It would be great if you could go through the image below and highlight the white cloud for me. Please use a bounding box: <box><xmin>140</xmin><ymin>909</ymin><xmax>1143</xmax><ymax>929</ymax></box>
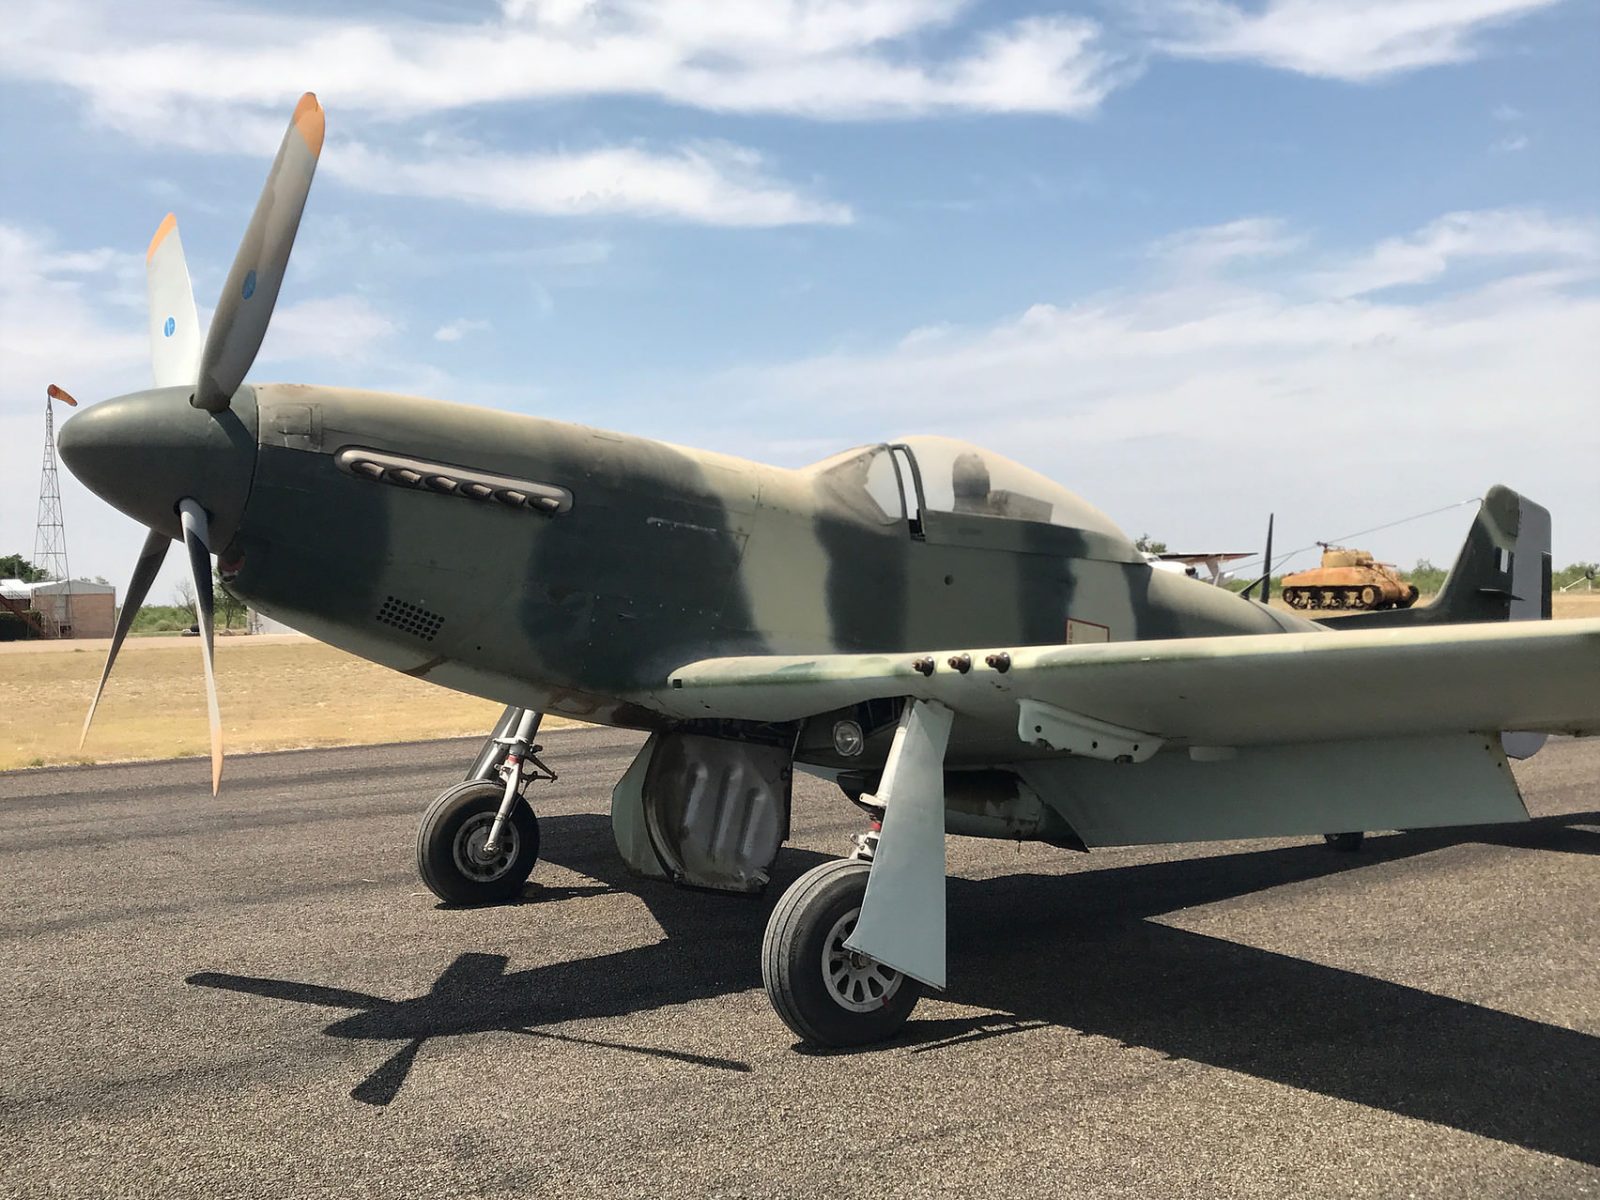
<box><xmin>328</xmin><ymin>139</ymin><xmax>852</xmax><ymax>227</ymax></box>
<box><xmin>434</xmin><ymin>318</ymin><xmax>490</xmax><ymax>343</ymax></box>
<box><xmin>0</xmin><ymin>226</ymin><xmax>156</xmax><ymax>595</ymax></box>
<box><xmin>675</xmin><ymin>209</ymin><xmax>1600</xmax><ymax>565</ymax></box>
<box><xmin>0</xmin><ymin>0</ymin><xmax>1563</xmax><ymax>205</ymax></box>
<box><xmin>1147</xmin><ymin>0</ymin><xmax>1562</xmax><ymax>81</ymax></box>
<box><xmin>1148</xmin><ymin>217</ymin><xmax>1305</xmax><ymax>271</ymax></box>
<box><xmin>1493</xmin><ymin>133</ymin><xmax>1530</xmax><ymax>153</ymax></box>
<box><xmin>0</xmin><ymin>0</ymin><xmax>1565</xmax><ymax>235</ymax></box>
<box><xmin>1309</xmin><ymin>209</ymin><xmax>1599</xmax><ymax>297</ymax></box>
<box><xmin>0</xmin><ymin>0</ymin><xmax>1123</xmax><ymax>124</ymax></box>
<box><xmin>0</xmin><ymin>7</ymin><xmax>854</xmax><ymax>229</ymax></box>
<box><xmin>0</xmin><ymin>226</ymin><xmax>146</xmax><ymax>404</ymax></box>
<box><xmin>257</xmin><ymin>295</ymin><xmax>400</xmax><ymax>364</ymax></box>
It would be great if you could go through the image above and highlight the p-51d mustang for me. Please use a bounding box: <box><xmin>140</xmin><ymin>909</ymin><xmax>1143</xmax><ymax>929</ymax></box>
<box><xmin>59</xmin><ymin>95</ymin><xmax>1600</xmax><ymax>1048</ymax></box>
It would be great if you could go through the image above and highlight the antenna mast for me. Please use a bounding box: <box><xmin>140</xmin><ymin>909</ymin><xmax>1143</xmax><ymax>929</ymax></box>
<box><xmin>33</xmin><ymin>386</ymin><xmax>76</xmax><ymax>636</ymax></box>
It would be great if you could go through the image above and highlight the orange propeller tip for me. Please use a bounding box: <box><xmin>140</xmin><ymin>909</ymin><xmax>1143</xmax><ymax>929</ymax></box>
<box><xmin>292</xmin><ymin>92</ymin><xmax>325</xmax><ymax>156</ymax></box>
<box><xmin>146</xmin><ymin>212</ymin><xmax>178</xmax><ymax>262</ymax></box>
<box><xmin>47</xmin><ymin>383</ymin><xmax>78</xmax><ymax>407</ymax></box>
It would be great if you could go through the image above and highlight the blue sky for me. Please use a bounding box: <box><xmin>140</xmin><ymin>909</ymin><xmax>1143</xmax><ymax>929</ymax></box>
<box><xmin>1</xmin><ymin>0</ymin><xmax>1596</xmax><ymax>601</ymax></box>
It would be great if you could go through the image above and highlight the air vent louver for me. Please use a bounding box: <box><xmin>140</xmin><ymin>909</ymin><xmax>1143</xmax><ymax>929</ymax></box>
<box><xmin>377</xmin><ymin>596</ymin><xmax>444</xmax><ymax>642</ymax></box>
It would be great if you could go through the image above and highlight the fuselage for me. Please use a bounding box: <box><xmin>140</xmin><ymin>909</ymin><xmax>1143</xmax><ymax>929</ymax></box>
<box><xmin>62</xmin><ymin>381</ymin><xmax>1314</xmax><ymax>733</ymax></box>
<box><xmin>223</xmin><ymin>385</ymin><xmax>1311</xmax><ymax>721</ymax></box>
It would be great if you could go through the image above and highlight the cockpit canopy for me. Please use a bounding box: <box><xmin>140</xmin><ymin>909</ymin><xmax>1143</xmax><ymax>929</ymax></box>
<box><xmin>808</xmin><ymin>435</ymin><xmax>1133</xmax><ymax>545</ymax></box>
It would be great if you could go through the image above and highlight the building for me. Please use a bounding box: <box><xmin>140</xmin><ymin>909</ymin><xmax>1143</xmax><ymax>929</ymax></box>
<box><xmin>0</xmin><ymin>578</ymin><xmax>116</xmax><ymax>638</ymax></box>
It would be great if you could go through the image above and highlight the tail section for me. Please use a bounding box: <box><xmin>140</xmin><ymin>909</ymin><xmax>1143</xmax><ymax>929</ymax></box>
<box><xmin>1323</xmin><ymin>485</ymin><xmax>1552</xmax><ymax>759</ymax></box>
<box><xmin>1322</xmin><ymin>486</ymin><xmax>1551</xmax><ymax>630</ymax></box>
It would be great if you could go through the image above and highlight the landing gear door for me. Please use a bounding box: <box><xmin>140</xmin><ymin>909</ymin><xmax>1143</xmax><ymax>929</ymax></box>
<box><xmin>632</xmin><ymin>733</ymin><xmax>792</xmax><ymax>894</ymax></box>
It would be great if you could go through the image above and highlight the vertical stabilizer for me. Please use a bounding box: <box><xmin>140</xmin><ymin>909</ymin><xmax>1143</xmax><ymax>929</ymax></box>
<box><xmin>1320</xmin><ymin>485</ymin><xmax>1553</xmax><ymax>759</ymax></box>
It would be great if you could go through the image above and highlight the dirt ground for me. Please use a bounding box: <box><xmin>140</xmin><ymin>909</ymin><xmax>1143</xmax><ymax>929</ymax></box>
<box><xmin>0</xmin><ymin>635</ymin><xmax>516</xmax><ymax>771</ymax></box>
<box><xmin>1267</xmin><ymin>591</ymin><xmax>1599</xmax><ymax>621</ymax></box>
<box><xmin>3</xmin><ymin>592</ymin><xmax>1594</xmax><ymax>771</ymax></box>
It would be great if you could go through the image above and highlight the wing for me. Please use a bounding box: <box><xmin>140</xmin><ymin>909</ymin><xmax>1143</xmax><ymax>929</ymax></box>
<box><xmin>668</xmin><ymin>619</ymin><xmax>1600</xmax><ymax>991</ymax></box>
<box><xmin>665</xmin><ymin>619</ymin><xmax>1600</xmax><ymax>746</ymax></box>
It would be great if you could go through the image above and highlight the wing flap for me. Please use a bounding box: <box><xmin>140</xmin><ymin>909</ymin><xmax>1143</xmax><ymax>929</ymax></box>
<box><xmin>1017</xmin><ymin>733</ymin><xmax>1526</xmax><ymax>847</ymax></box>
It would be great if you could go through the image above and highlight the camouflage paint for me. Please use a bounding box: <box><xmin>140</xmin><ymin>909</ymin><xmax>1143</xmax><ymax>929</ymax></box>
<box><xmin>67</xmin><ymin>382</ymin><xmax>1320</xmax><ymax>748</ymax></box>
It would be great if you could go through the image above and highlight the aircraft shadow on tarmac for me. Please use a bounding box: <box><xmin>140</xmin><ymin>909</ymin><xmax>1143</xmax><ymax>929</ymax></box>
<box><xmin>188</xmin><ymin>811</ymin><xmax>1600</xmax><ymax>1164</ymax></box>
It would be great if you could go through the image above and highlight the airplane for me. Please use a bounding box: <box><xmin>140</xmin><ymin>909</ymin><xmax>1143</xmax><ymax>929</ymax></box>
<box><xmin>1145</xmin><ymin>550</ymin><xmax>1252</xmax><ymax>586</ymax></box>
<box><xmin>55</xmin><ymin>94</ymin><xmax>1600</xmax><ymax>1049</ymax></box>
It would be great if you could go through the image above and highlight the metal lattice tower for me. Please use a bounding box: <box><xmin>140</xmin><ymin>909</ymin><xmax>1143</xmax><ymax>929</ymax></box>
<box><xmin>33</xmin><ymin>392</ymin><xmax>72</xmax><ymax>635</ymax></box>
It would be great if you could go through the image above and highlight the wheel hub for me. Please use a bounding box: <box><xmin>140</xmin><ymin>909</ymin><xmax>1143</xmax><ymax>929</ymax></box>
<box><xmin>454</xmin><ymin>812</ymin><xmax>518</xmax><ymax>882</ymax></box>
<box><xmin>822</xmin><ymin>906</ymin><xmax>904</xmax><ymax>1013</ymax></box>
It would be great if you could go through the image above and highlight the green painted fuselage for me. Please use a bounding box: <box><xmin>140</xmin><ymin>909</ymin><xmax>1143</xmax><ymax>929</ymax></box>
<box><xmin>220</xmin><ymin>384</ymin><xmax>1306</xmax><ymax>739</ymax></box>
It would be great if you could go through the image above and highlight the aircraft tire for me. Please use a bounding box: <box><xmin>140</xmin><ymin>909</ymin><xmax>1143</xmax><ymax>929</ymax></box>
<box><xmin>762</xmin><ymin>858</ymin><xmax>922</xmax><ymax>1048</ymax></box>
<box><xmin>1323</xmin><ymin>831</ymin><xmax>1365</xmax><ymax>852</ymax></box>
<box><xmin>417</xmin><ymin>781</ymin><xmax>539</xmax><ymax>904</ymax></box>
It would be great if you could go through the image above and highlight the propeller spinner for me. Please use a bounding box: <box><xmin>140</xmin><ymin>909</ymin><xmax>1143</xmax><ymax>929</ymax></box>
<box><xmin>60</xmin><ymin>92</ymin><xmax>326</xmax><ymax>794</ymax></box>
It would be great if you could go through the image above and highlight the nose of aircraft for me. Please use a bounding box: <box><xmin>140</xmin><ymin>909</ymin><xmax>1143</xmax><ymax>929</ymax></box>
<box><xmin>57</xmin><ymin>384</ymin><xmax>260</xmax><ymax>544</ymax></box>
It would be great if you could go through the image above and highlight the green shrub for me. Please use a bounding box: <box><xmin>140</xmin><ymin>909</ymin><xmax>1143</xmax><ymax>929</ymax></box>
<box><xmin>0</xmin><ymin>610</ymin><xmax>41</xmax><ymax>641</ymax></box>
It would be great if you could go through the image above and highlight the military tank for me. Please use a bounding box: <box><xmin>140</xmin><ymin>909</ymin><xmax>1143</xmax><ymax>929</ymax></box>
<box><xmin>1281</xmin><ymin>545</ymin><xmax>1420</xmax><ymax>611</ymax></box>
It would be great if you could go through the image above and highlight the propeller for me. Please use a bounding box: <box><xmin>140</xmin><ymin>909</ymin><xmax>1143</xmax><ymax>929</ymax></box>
<box><xmin>179</xmin><ymin>499</ymin><xmax>224</xmax><ymax>794</ymax></box>
<box><xmin>195</xmin><ymin>92</ymin><xmax>324</xmax><ymax>413</ymax></box>
<box><xmin>74</xmin><ymin>92</ymin><xmax>326</xmax><ymax>794</ymax></box>
<box><xmin>79</xmin><ymin>529</ymin><xmax>171</xmax><ymax>749</ymax></box>
<box><xmin>146</xmin><ymin>213</ymin><xmax>202</xmax><ymax>388</ymax></box>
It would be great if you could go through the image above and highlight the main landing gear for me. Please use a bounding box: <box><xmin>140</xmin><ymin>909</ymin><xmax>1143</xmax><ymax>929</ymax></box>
<box><xmin>764</xmin><ymin>697</ymin><xmax>956</xmax><ymax>1049</ymax></box>
<box><xmin>762</xmin><ymin>843</ymin><xmax>923</xmax><ymax>1048</ymax></box>
<box><xmin>417</xmin><ymin>707</ymin><xmax>556</xmax><ymax>904</ymax></box>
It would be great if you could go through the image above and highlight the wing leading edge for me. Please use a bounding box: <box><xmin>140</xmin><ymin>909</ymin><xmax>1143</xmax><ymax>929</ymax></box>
<box><xmin>664</xmin><ymin>618</ymin><xmax>1600</xmax><ymax>747</ymax></box>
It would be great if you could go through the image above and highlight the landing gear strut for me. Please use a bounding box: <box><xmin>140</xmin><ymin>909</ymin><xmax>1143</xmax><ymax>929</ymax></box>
<box><xmin>417</xmin><ymin>707</ymin><xmax>556</xmax><ymax>904</ymax></box>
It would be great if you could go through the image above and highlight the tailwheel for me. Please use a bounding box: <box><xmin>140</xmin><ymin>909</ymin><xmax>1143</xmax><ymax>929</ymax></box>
<box><xmin>1324</xmin><ymin>831</ymin><xmax>1365</xmax><ymax>852</ymax></box>
<box><xmin>762</xmin><ymin>859</ymin><xmax>922</xmax><ymax>1048</ymax></box>
<box><xmin>417</xmin><ymin>780</ymin><xmax>540</xmax><ymax>904</ymax></box>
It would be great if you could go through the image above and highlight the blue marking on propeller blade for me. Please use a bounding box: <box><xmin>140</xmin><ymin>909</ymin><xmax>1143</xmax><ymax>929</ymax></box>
<box><xmin>242</xmin><ymin>270</ymin><xmax>257</xmax><ymax>300</ymax></box>
<box><xmin>163</xmin><ymin>316</ymin><xmax>176</xmax><ymax>337</ymax></box>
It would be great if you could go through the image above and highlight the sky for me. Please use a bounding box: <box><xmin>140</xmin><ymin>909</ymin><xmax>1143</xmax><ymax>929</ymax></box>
<box><xmin>1</xmin><ymin>0</ymin><xmax>1596</xmax><ymax>605</ymax></box>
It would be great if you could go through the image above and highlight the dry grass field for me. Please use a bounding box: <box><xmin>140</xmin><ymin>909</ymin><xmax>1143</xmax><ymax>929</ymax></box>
<box><xmin>2</xmin><ymin>592</ymin><xmax>1595</xmax><ymax>772</ymax></box>
<box><xmin>0</xmin><ymin>636</ymin><xmax>517</xmax><ymax>771</ymax></box>
<box><xmin>1553</xmin><ymin>592</ymin><xmax>1600</xmax><ymax>621</ymax></box>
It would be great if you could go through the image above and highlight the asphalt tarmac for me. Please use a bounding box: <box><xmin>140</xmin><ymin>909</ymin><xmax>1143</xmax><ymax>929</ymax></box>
<box><xmin>2</xmin><ymin>730</ymin><xmax>1596</xmax><ymax>1199</ymax></box>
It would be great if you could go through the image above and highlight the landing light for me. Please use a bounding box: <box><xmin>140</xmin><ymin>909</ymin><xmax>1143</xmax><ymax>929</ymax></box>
<box><xmin>833</xmin><ymin>719</ymin><xmax>865</xmax><ymax>758</ymax></box>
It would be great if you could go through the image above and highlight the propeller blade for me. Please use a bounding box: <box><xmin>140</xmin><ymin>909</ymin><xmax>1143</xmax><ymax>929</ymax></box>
<box><xmin>146</xmin><ymin>213</ymin><xmax>202</xmax><ymax>388</ymax></box>
<box><xmin>80</xmin><ymin>528</ymin><xmax>171</xmax><ymax>748</ymax></box>
<box><xmin>178</xmin><ymin>499</ymin><xmax>224</xmax><ymax>794</ymax></box>
<box><xmin>193</xmin><ymin>92</ymin><xmax>325</xmax><ymax>413</ymax></box>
